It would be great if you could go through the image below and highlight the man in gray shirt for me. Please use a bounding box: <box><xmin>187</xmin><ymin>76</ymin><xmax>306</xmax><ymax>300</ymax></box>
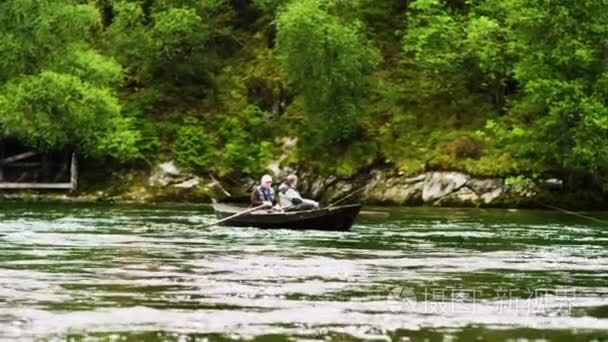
<box><xmin>278</xmin><ymin>174</ymin><xmax>320</xmax><ymax>211</ymax></box>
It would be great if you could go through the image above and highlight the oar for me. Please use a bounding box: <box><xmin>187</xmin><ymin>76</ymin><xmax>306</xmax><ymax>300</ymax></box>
<box><xmin>327</xmin><ymin>185</ymin><xmax>367</xmax><ymax>208</ymax></box>
<box><xmin>203</xmin><ymin>204</ymin><xmax>266</xmax><ymax>228</ymax></box>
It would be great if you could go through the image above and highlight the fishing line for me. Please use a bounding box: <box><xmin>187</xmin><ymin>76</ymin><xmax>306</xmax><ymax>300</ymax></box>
<box><xmin>539</xmin><ymin>202</ymin><xmax>608</xmax><ymax>225</ymax></box>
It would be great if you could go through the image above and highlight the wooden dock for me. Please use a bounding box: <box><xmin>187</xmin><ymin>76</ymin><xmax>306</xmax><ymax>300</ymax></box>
<box><xmin>0</xmin><ymin>147</ymin><xmax>77</xmax><ymax>191</ymax></box>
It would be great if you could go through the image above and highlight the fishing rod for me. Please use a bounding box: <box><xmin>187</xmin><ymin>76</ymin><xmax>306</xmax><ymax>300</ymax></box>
<box><xmin>327</xmin><ymin>185</ymin><xmax>367</xmax><ymax>208</ymax></box>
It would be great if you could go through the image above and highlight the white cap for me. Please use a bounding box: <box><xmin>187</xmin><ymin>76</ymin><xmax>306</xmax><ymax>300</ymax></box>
<box><xmin>261</xmin><ymin>174</ymin><xmax>272</xmax><ymax>183</ymax></box>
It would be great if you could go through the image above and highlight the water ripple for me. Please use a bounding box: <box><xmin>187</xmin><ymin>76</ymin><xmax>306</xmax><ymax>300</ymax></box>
<box><xmin>0</xmin><ymin>203</ymin><xmax>607</xmax><ymax>341</ymax></box>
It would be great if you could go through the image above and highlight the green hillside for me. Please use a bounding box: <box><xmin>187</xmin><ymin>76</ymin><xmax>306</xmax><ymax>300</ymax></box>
<box><xmin>1</xmin><ymin>0</ymin><xmax>607</xmax><ymax>202</ymax></box>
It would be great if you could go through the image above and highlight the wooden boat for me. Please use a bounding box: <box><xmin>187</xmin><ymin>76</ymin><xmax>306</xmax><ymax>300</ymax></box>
<box><xmin>212</xmin><ymin>203</ymin><xmax>361</xmax><ymax>231</ymax></box>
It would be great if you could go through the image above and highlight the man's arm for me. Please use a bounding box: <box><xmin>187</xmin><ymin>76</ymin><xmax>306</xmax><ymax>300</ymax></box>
<box><xmin>286</xmin><ymin>188</ymin><xmax>303</xmax><ymax>205</ymax></box>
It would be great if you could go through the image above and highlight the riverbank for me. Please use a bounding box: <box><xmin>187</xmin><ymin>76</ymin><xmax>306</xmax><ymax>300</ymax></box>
<box><xmin>3</xmin><ymin>160</ymin><xmax>605</xmax><ymax>211</ymax></box>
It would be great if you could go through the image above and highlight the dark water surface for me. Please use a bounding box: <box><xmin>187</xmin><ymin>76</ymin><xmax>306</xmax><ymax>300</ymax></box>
<box><xmin>0</xmin><ymin>203</ymin><xmax>607</xmax><ymax>341</ymax></box>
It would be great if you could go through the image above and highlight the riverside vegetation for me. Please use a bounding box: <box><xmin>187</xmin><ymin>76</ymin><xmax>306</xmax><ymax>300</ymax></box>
<box><xmin>0</xmin><ymin>0</ymin><xmax>607</xmax><ymax>207</ymax></box>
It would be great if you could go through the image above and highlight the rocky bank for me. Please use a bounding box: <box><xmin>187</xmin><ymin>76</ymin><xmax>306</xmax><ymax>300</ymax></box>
<box><xmin>90</xmin><ymin>161</ymin><xmax>562</xmax><ymax>208</ymax></box>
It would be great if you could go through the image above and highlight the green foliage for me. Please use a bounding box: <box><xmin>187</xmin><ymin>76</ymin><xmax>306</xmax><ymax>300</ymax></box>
<box><xmin>402</xmin><ymin>0</ymin><xmax>467</xmax><ymax>100</ymax></box>
<box><xmin>276</xmin><ymin>0</ymin><xmax>379</xmax><ymax>146</ymax></box>
<box><xmin>398</xmin><ymin>0</ymin><xmax>608</xmax><ymax>187</ymax></box>
<box><xmin>103</xmin><ymin>0</ymin><xmax>223</xmax><ymax>99</ymax></box>
<box><xmin>333</xmin><ymin>140</ymin><xmax>378</xmax><ymax>177</ymax></box>
<box><xmin>0</xmin><ymin>0</ymin><xmax>139</xmax><ymax>160</ymax></box>
<box><xmin>151</xmin><ymin>8</ymin><xmax>206</xmax><ymax>61</ymax></box>
<box><xmin>0</xmin><ymin>71</ymin><xmax>139</xmax><ymax>159</ymax></box>
<box><xmin>488</xmin><ymin>0</ymin><xmax>608</xmax><ymax>174</ymax></box>
<box><xmin>252</xmin><ymin>0</ymin><xmax>290</xmax><ymax>14</ymax></box>
<box><xmin>465</xmin><ymin>16</ymin><xmax>508</xmax><ymax>79</ymax></box>
<box><xmin>215</xmin><ymin>105</ymin><xmax>274</xmax><ymax>176</ymax></box>
<box><xmin>442</xmin><ymin>136</ymin><xmax>481</xmax><ymax>160</ymax></box>
<box><xmin>102</xmin><ymin>1</ymin><xmax>152</xmax><ymax>80</ymax></box>
<box><xmin>174</xmin><ymin>118</ymin><xmax>214</xmax><ymax>172</ymax></box>
<box><xmin>121</xmin><ymin>90</ymin><xmax>163</xmax><ymax>160</ymax></box>
<box><xmin>51</xmin><ymin>47</ymin><xmax>124</xmax><ymax>88</ymax></box>
<box><xmin>0</xmin><ymin>0</ymin><xmax>101</xmax><ymax>82</ymax></box>
<box><xmin>505</xmin><ymin>175</ymin><xmax>536</xmax><ymax>197</ymax></box>
<box><xmin>403</xmin><ymin>0</ymin><xmax>464</xmax><ymax>76</ymax></box>
<box><xmin>1</xmin><ymin>0</ymin><xmax>608</xmax><ymax>196</ymax></box>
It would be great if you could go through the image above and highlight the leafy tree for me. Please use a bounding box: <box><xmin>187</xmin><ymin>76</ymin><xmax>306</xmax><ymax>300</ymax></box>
<box><xmin>174</xmin><ymin>118</ymin><xmax>214</xmax><ymax>172</ymax></box>
<box><xmin>103</xmin><ymin>0</ymin><xmax>225</xmax><ymax>100</ymax></box>
<box><xmin>1</xmin><ymin>0</ymin><xmax>607</xmax><ymax>199</ymax></box>
<box><xmin>101</xmin><ymin>1</ymin><xmax>152</xmax><ymax>81</ymax></box>
<box><xmin>276</xmin><ymin>0</ymin><xmax>379</xmax><ymax>149</ymax></box>
<box><xmin>465</xmin><ymin>13</ymin><xmax>512</xmax><ymax>107</ymax></box>
<box><xmin>402</xmin><ymin>0</ymin><xmax>512</xmax><ymax>110</ymax></box>
<box><xmin>490</xmin><ymin>0</ymin><xmax>608</xmax><ymax>176</ymax></box>
<box><xmin>215</xmin><ymin>105</ymin><xmax>274</xmax><ymax>176</ymax></box>
<box><xmin>402</xmin><ymin>0</ymin><xmax>468</xmax><ymax>103</ymax></box>
<box><xmin>0</xmin><ymin>0</ymin><xmax>139</xmax><ymax>159</ymax></box>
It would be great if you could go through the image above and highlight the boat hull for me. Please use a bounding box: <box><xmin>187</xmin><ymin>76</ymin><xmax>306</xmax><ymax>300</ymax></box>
<box><xmin>212</xmin><ymin>203</ymin><xmax>361</xmax><ymax>231</ymax></box>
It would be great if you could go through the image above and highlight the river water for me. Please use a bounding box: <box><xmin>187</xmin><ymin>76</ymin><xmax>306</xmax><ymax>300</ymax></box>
<box><xmin>0</xmin><ymin>203</ymin><xmax>607</xmax><ymax>341</ymax></box>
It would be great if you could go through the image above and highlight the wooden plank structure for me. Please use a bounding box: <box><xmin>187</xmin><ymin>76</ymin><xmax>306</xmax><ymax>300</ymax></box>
<box><xmin>0</xmin><ymin>142</ymin><xmax>78</xmax><ymax>191</ymax></box>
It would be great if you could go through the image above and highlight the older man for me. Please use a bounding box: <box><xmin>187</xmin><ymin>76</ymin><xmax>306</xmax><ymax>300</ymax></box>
<box><xmin>278</xmin><ymin>174</ymin><xmax>319</xmax><ymax>211</ymax></box>
<box><xmin>250</xmin><ymin>174</ymin><xmax>276</xmax><ymax>208</ymax></box>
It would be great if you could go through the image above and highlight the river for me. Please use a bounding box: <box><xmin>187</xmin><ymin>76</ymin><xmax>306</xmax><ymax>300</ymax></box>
<box><xmin>0</xmin><ymin>203</ymin><xmax>607</xmax><ymax>341</ymax></box>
